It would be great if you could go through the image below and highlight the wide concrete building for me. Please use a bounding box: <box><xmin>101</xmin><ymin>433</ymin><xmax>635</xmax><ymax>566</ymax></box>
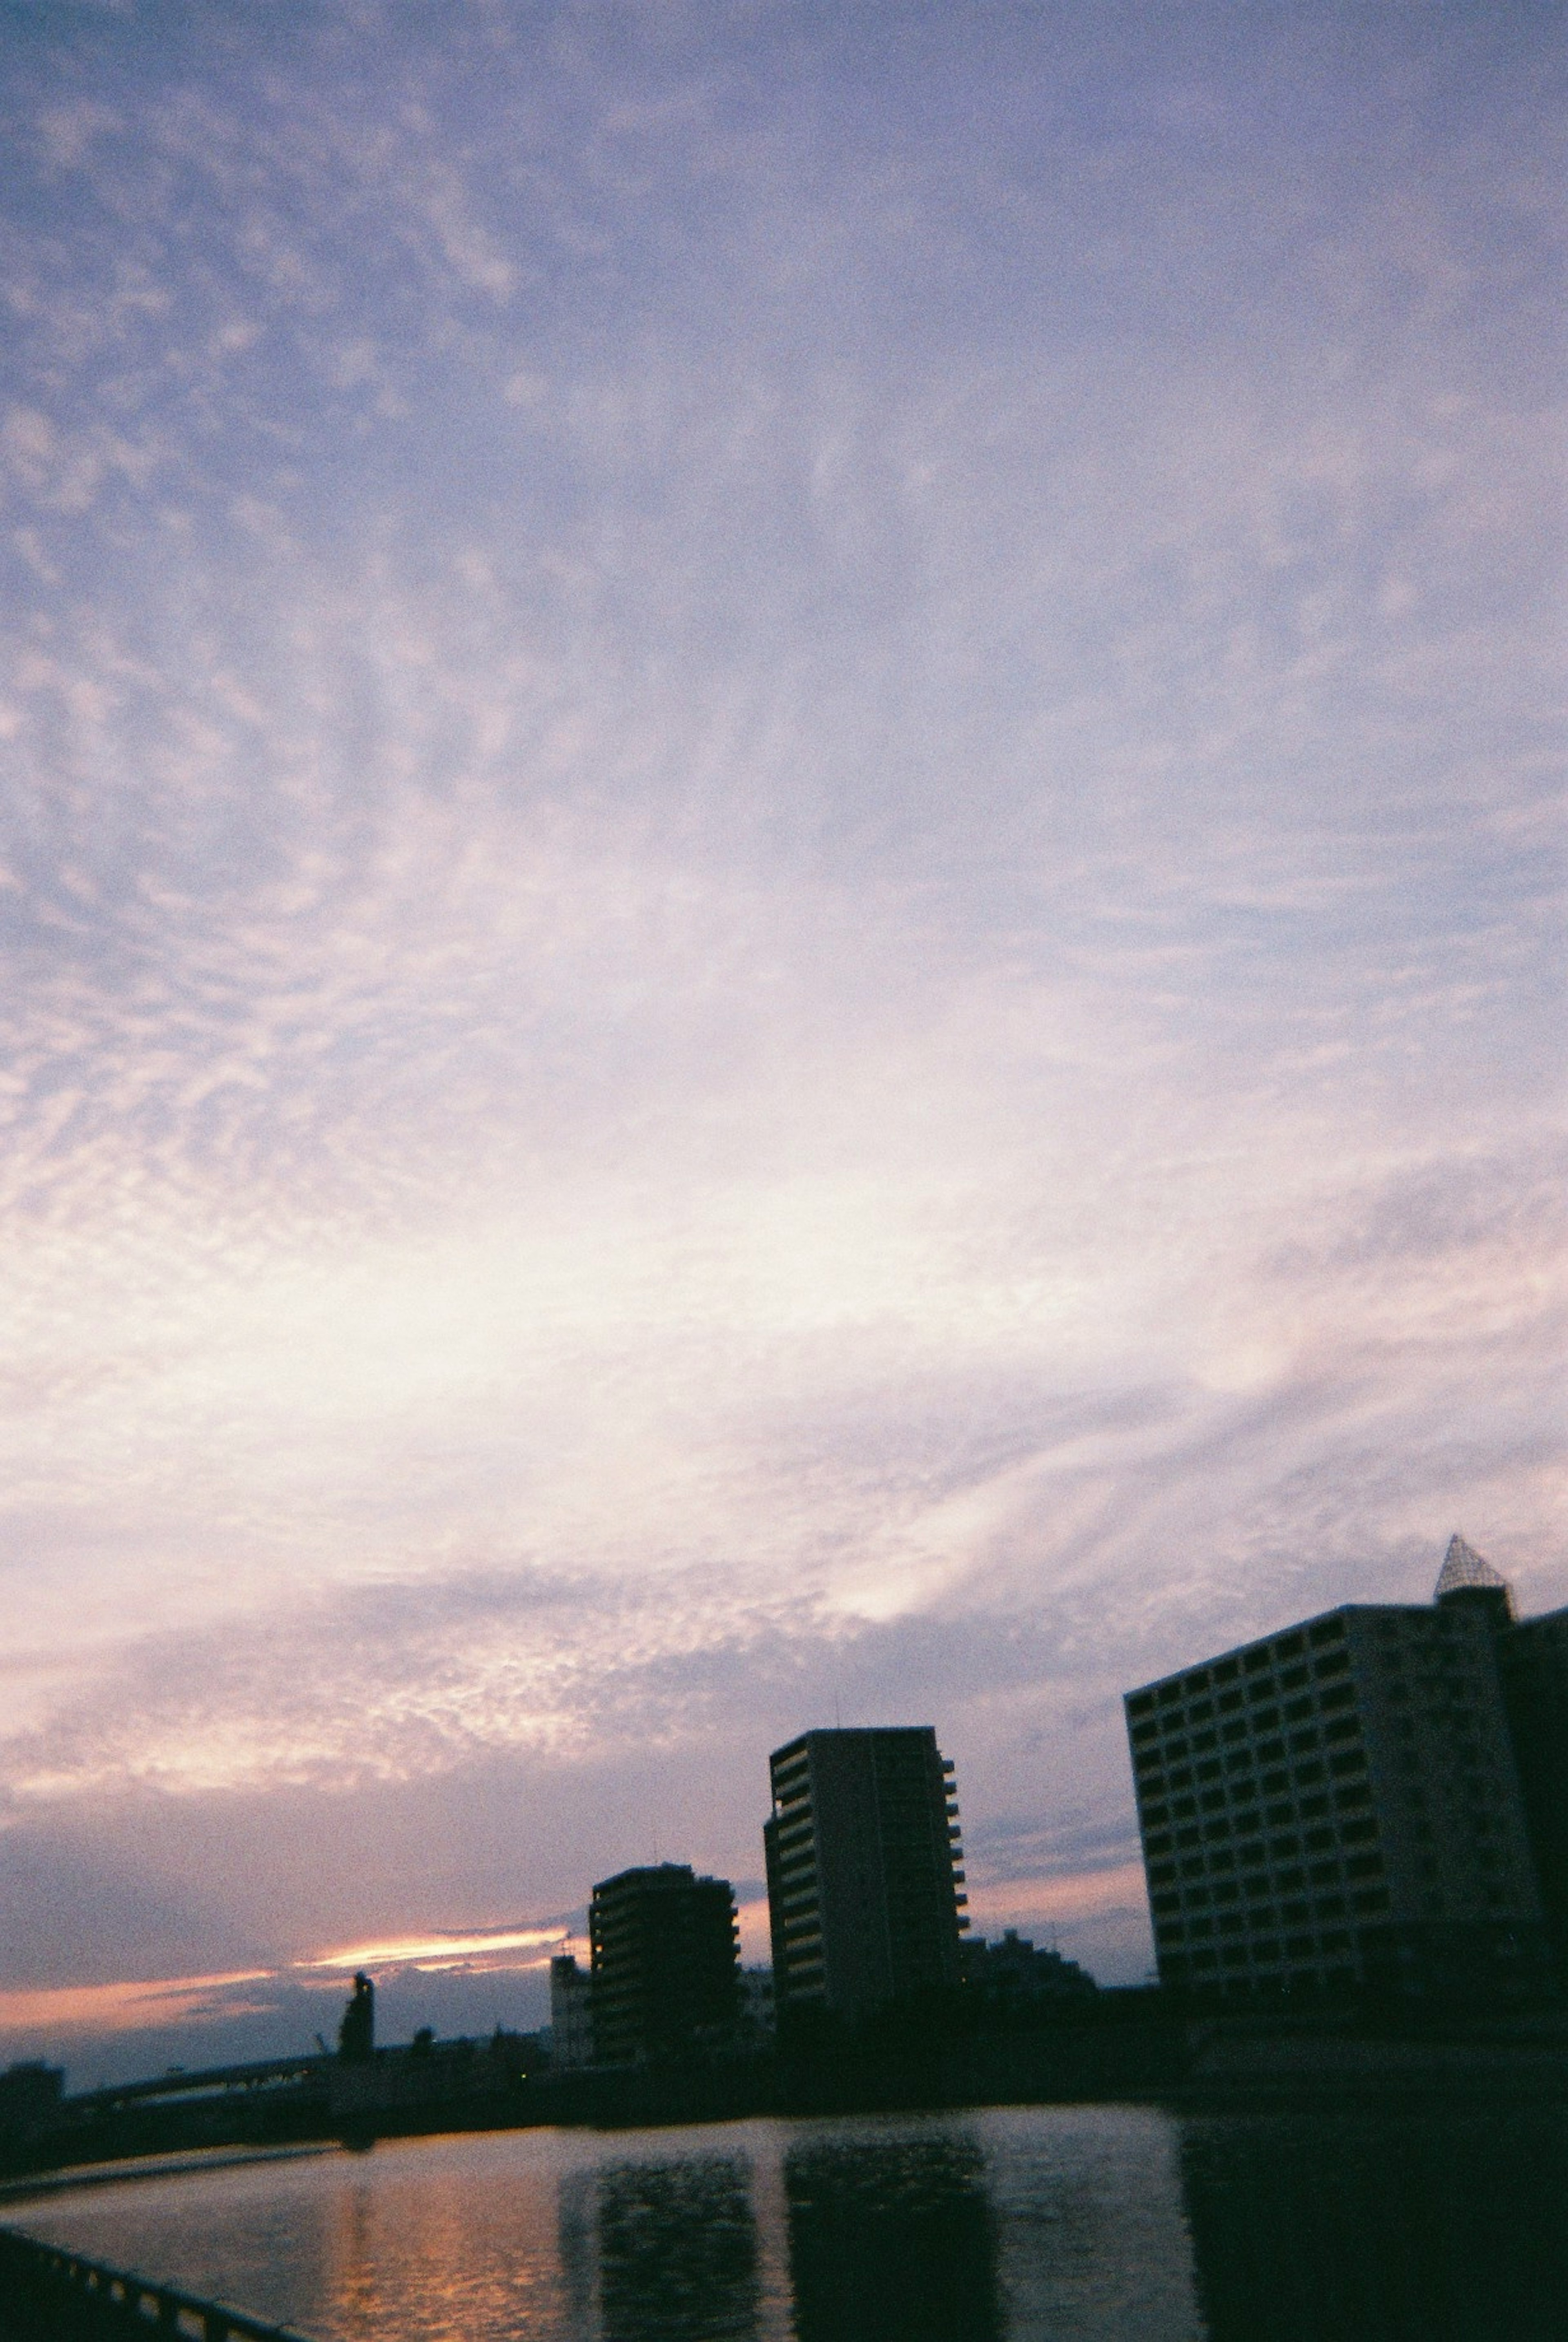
<box><xmin>1126</xmin><ymin>1538</ymin><xmax>1564</xmax><ymax>2003</ymax></box>
<box><xmin>764</xmin><ymin>1726</ymin><xmax>968</xmax><ymax>2024</ymax></box>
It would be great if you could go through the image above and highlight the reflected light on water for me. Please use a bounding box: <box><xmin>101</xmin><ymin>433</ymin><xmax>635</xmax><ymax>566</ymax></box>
<box><xmin>10</xmin><ymin>2102</ymin><xmax>1568</xmax><ymax>2341</ymax></box>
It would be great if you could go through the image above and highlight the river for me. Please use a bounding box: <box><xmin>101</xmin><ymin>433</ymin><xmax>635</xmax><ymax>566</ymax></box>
<box><xmin>7</xmin><ymin>2100</ymin><xmax>1568</xmax><ymax>2340</ymax></box>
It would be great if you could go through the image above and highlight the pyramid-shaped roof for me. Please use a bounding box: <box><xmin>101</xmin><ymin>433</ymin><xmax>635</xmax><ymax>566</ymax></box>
<box><xmin>1433</xmin><ymin>1532</ymin><xmax>1507</xmax><ymax>1600</ymax></box>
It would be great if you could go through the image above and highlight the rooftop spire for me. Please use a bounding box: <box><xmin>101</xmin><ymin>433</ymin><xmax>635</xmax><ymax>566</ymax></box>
<box><xmin>1433</xmin><ymin>1533</ymin><xmax>1509</xmax><ymax>1602</ymax></box>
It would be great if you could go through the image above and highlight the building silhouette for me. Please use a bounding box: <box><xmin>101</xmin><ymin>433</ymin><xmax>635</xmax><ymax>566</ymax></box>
<box><xmin>736</xmin><ymin>1964</ymin><xmax>777</xmax><ymax>2048</ymax></box>
<box><xmin>549</xmin><ymin>1952</ymin><xmax>595</xmax><ymax>2068</ymax></box>
<box><xmin>1496</xmin><ymin>1599</ymin><xmax>1568</xmax><ymax>1975</ymax></box>
<box><xmin>960</xmin><ymin>1928</ymin><xmax>1097</xmax><ymax>2008</ymax></box>
<box><xmin>588</xmin><ymin>1864</ymin><xmax>739</xmax><ymax>2065</ymax></box>
<box><xmin>765</xmin><ymin>1726</ymin><xmax>967</xmax><ymax>2025</ymax></box>
<box><xmin>1125</xmin><ymin>1536</ymin><xmax>1564</xmax><ymax>2002</ymax></box>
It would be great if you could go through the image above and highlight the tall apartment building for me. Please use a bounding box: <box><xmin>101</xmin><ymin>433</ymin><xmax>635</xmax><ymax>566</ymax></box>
<box><xmin>1125</xmin><ymin>1537</ymin><xmax>1562</xmax><ymax>2003</ymax></box>
<box><xmin>764</xmin><ymin>1726</ymin><xmax>967</xmax><ymax>2024</ymax></box>
<box><xmin>588</xmin><ymin>1863</ymin><xmax>739</xmax><ymax>2064</ymax></box>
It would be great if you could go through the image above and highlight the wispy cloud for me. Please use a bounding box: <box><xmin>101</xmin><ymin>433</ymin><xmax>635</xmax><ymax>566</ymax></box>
<box><xmin>0</xmin><ymin>2</ymin><xmax>1561</xmax><ymax>2051</ymax></box>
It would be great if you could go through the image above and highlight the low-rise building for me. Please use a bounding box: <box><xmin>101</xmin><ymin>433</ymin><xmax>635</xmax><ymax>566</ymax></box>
<box><xmin>961</xmin><ymin>1930</ymin><xmax>1096</xmax><ymax>2007</ymax></box>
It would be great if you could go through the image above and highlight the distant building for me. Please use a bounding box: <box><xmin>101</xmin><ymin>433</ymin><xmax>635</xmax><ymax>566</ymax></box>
<box><xmin>1125</xmin><ymin>1537</ymin><xmax>1558</xmax><ymax>2003</ymax></box>
<box><xmin>736</xmin><ymin>1965</ymin><xmax>776</xmax><ymax>2048</ymax></box>
<box><xmin>961</xmin><ymin>1929</ymin><xmax>1096</xmax><ymax>2006</ymax></box>
<box><xmin>764</xmin><ymin>1726</ymin><xmax>968</xmax><ymax>2025</ymax></box>
<box><xmin>549</xmin><ymin>1952</ymin><xmax>595</xmax><ymax>2068</ymax></box>
<box><xmin>588</xmin><ymin>1864</ymin><xmax>739</xmax><ymax>2065</ymax></box>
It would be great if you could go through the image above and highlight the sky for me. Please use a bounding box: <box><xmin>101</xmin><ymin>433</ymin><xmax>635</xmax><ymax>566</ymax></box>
<box><xmin>0</xmin><ymin>0</ymin><xmax>1562</xmax><ymax>2084</ymax></box>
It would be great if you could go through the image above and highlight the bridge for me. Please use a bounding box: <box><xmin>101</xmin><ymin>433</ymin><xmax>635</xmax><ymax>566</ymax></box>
<box><xmin>63</xmin><ymin>2052</ymin><xmax>329</xmax><ymax>2117</ymax></box>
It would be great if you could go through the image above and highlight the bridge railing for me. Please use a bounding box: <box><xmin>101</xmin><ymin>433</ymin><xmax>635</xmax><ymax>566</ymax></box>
<box><xmin>0</xmin><ymin>2224</ymin><xmax>318</xmax><ymax>2339</ymax></box>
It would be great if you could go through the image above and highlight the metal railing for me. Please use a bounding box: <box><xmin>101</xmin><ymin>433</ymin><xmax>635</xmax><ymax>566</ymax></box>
<box><xmin>0</xmin><ymin>2224</ymin><xmax>318</xmax><ymax>2339</ymax></box>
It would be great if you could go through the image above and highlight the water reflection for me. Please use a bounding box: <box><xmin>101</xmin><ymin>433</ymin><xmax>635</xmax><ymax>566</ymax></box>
<box><xmin>18</xmin><ymin>2104</ymin><xmax>1568</xmax><ymax>2342</ymax></box>
<box><xmin>556</xmin><ymin>2168</ymin><xmax>598</xmax><ymax>2335</ymax></box>
<box><xmin>783</xmin><ymin>2129</ymin><xmax>1002</xmax><ymax>2342</ymax></box>
<box><xmin>1180</xmin><ymin>2108</ymin><xmax>1568</xmax><ymax>2342</ymax></box>
<box><xmin>593</xmin><ymin>2156</ymin><xmax>759</xmax><ymax>2342</ymax></box>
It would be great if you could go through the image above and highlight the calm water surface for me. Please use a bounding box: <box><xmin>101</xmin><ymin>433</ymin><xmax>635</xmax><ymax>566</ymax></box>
<box><xmin>9</xmin><ymin>2101</ymin><xmax>1568</xmax><ymax>2341</ymax></box>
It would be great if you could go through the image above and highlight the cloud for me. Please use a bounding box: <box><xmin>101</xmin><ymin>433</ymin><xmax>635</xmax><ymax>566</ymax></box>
<box><xmin>0</xmin><ymin>0</ymin><xmax>1561</xmax><ymax>2065</ymax></box>
<box><xmin>0</xmin><ymin>1970</ymin><xmax>274</xmax><ymax>2043</ymax></box>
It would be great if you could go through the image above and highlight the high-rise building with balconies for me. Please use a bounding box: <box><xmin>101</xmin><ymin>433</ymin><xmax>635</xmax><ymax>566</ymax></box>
<box><xmin>588</xmin><ymin>1864</ymin><xmax>739</xmax><ymax>2064</ymax></box>
<box><xmin>764</xmin><ymin>1726</ymin><xmax>968</xmax><ymax>2024</ymax></box>
<box><xmin>1125</xmin><ymin>1537</ymin><xmax>1557</xmax><ymax>2003</ymax></box>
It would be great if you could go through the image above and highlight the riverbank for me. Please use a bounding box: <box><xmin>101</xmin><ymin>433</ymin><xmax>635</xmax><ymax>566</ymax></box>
<box><xmin>5</xmin><ymin>2009</ymin><xmax>1568</xmax><ymax>2186</ymax></box>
